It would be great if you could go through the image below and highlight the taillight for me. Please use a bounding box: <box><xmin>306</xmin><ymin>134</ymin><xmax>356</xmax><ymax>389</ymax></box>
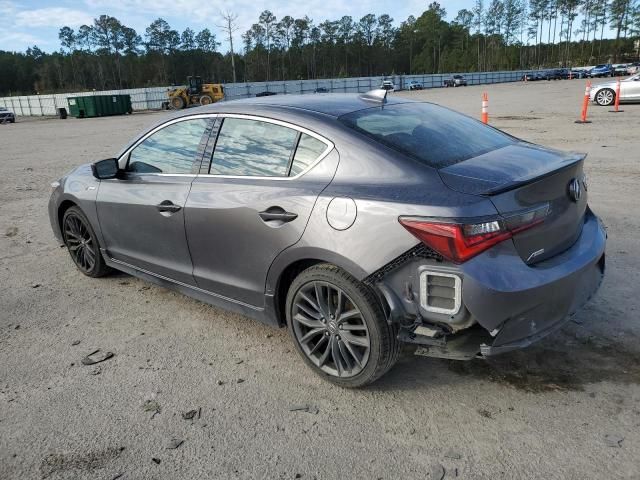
<box><xmin>399</xmin><ymin>204</ymin><xmax>549</xmax><ymax>264</ymax></box>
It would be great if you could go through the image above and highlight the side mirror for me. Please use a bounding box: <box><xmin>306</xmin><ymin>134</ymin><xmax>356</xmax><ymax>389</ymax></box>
<box><xmin>91</xmin><ymin>158</ymin><xmax>120</xmax><ymax>179</ymax></box>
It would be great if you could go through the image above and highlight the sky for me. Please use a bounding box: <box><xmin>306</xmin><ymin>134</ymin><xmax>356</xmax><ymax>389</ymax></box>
<box><xmin>0</xmin><ymin>0</ymin><xmax>472</xmax><ymax>53</ymax></box>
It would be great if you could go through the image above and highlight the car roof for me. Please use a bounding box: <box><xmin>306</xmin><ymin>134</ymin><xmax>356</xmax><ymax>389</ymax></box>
<box><xmin>200</xmin><ymin>93</ymin><xmax>416</xmax><ymax>118</ymax></box>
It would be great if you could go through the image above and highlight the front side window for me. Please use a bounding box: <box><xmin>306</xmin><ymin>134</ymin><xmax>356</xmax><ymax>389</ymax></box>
<box><xmin>128</xmin><ymin>118</ymin><xmax>209</xmax><ymax>174</ymax></box>
<box><xmin>210</xmin><ymin>118</ymin><xmax>298</xmax><ymax>176</ymax></box>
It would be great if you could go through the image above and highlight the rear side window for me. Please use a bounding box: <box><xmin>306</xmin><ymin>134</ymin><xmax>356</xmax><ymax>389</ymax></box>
<box><xmin>290</xmin><ymin>134</ymin><xmax>328</xmax><ymax>176</ymax></box>
<box><xmin>211</xmin><ymin>118</ymin><xmax>298</xmax><ymax>176</ymax></box>
<box><xmin>339</xmin><ymin>103</ymin><xmax>514</xmax><ymax>169</ymax></box>
<box><xmin>128</xmin><ymin>118</ymin><xmax>209</xmax><ymax>174</ymax></box>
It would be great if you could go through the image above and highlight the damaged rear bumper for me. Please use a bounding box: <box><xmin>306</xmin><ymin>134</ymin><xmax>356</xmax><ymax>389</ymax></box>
<box><xmin>375</xmin><ymin>209</ymin><xmax>606</xmax><ymax>359</ymax></box>
<box><xmin>467</xmin><ymin>210</ymin><xmax>606</xmax><ymax>356</ymax></box>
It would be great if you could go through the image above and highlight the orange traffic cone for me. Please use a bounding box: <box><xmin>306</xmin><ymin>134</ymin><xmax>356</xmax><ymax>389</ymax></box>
<box><xmin>609</xmin><ymin>78</ymin><xmax>624</xmax><ymax>113</ymax></box>
<box><xmin>575</xmin><ymin>81</ymin><xmax>592</xmax><ymax>124</ymax></box>
<box><xmin>481</xmin><ymin>93</ymin><xmax>488</xmax><ymax>124</ymax></box>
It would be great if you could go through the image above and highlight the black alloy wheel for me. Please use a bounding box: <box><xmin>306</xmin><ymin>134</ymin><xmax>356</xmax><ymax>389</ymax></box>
<box><xmin>62</xmin><ymin>206</ymin><xmax>110</xmax><ymax>277</ymax></box>
<box><xmin>291</xmin><ymin>280</ymin><xmax>371</xmax><ymax>378</ymax></box>
<box><xmin>286</xmin><ymin>264</ymin><xmax>400</xmax><ymax>387</ymax></box>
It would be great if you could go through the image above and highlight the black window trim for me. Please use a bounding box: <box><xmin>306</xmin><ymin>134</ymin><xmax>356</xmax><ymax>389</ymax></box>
<box><xmin>203</xmin><ymin>113</ymin><xmax>334</xmax><ymax>180</ymax></box>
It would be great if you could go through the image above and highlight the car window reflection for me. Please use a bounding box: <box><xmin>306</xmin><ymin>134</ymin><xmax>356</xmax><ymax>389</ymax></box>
<box><xmin>210</xmin><ymin>118</ymin><xmax>298</xmax><ymax>177</ymax></box>
<box><xmin>128</xmin><ymin>119</ymin><xmax>209</xmax><ymax>174</ymax></box>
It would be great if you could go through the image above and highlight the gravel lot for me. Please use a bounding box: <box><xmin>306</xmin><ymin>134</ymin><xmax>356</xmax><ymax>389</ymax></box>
<box><xmin>1</xmin><ymin>79</ymin><xmax>639</xmax><ymax>480</ymax></box>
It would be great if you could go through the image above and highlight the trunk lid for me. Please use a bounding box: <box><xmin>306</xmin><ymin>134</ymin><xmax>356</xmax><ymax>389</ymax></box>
<box><xmin>439</xmin><ymin>142</ymin><xmax>588</xmax><ymax>264</ymax></box>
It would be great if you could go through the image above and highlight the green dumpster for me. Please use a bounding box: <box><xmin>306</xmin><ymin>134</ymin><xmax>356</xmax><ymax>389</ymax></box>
<box><xmin>67</xmin><ymin>94</ymin><xmax>133</xmax><ymax>118</ymax></box>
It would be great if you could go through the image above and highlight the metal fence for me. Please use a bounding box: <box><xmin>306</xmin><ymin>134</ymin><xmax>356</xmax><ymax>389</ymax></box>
<box><xmin>0</xmin><ymin>70</ymin><xmax>538</xmax><ymax>117</ymax></box>
<box><xmin>0</xmin><ymin>86</ymin><xmax>171</xmax><ymax>117</ymax></box>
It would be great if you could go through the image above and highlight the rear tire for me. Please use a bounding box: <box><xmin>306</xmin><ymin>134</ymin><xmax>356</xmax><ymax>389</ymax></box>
<box><xmin>286</xmin><ymin>264</ymin><xmax>400</xmax><ymax>388</ymax></box>
<box><xmin>199</xmin><ymin>95</ymin><xmax>213</xmax><ymax>106</ymax></box>
<box><xmin>62</xmin><ymin>206</ymin><xmax>111</xmax><ymax>278</ymax></box>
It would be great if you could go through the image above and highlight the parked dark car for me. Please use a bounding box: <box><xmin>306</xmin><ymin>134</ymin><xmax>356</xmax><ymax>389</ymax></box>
<box><xmin>570</xmin><ymin>69</ymin><xmax>588</xmax><ymax>79</ymax></box>
<box><xmin>255</xmin><ymin>91</ymin><xmax>277</xmax><ymax>97</ymax></box>
<box><xmin>443</xmin><ymin>75</ymin><xmax>467</xmax><ymax>87</ymax></box>
<box><xmin>0</xmin><ymin>107</ymin><xmax>16</xmax><ymax>123</ymax></box>
<box><xmin>314</xmin><ymin>87</ymin><xmax>329</xmax><ymax>93</ymax></box>
<box><xmin>539</xmin><ymin>69</ymin><xmax>564</xmax><ymax>80</ymax></box>
<box><xmin>521</xmin><ymin>72</ymin><xmax>540</xmax><ymax>81</ymax></box>
<box><xmin>48</xmin><ymin>93</ymin><xmax>606</xmax><ymax>387</ymax></box>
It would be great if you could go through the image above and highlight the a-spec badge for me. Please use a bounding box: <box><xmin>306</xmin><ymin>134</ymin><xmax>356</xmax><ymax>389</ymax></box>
<box><xmin>568</xmin><ymin>178</ymin><xmax>582</xmax><ymax>202</ymax></box>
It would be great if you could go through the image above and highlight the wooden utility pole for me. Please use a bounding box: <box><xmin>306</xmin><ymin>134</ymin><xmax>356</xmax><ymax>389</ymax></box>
<box><xmin>219</xmin><ymin>11</ymin><xmax>239</xmax><ymax>84</ymax></box>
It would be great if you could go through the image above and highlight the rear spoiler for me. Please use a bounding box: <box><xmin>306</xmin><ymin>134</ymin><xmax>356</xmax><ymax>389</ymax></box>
<box><xmin>482</xmin><ymin>153</ymin><xmax>586</xmax><ymax>195</ymax></box>
<box><xmin>438</xmin><ymin>145</ymin><xmax>586</xmax><ymax>196</ymax></box>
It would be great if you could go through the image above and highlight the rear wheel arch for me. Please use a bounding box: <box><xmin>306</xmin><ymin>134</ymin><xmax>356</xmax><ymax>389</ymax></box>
<box><xmin>275</xmin><ymin>259</ymin><xmax>325</xmax><ymax>326</ymax></box>
<box><xmin>270</xmin><ymin>250</ymin><xmax>369</xmax><ymax>326</ymax></box>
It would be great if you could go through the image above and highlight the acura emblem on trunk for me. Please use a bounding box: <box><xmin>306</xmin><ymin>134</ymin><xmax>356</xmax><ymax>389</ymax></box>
<box><xmin>568</xmin><ymin>178</ymin><xmax>582</xmax><ymax>202</ymax></box>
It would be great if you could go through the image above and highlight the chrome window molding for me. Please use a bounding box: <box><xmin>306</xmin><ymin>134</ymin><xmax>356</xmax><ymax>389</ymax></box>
<box><xmin>116</xmin><ymin>112</ymin><xmax>335</xmax><ymax>181</ymax></box>
<box><xmin>200</xmin><ymin>113</ymin><xmax>335</xmax><ymax>181</ymax></box>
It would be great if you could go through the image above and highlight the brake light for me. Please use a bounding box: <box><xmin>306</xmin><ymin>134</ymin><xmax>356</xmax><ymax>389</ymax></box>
<box><xmin>399</xmin><ymin>204</ymin><xmax>548</xmax><ymax>263</ymax></box>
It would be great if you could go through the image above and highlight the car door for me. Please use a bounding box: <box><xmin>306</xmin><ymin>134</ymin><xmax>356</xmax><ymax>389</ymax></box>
<box><xmin>623</xmin><ymin>74</ymin><xmax>640</xmax><ymax>100</ymax></box>
<box><xmin>96</xmin><ymin>115</ymin><xmax>214</xmax><ymax>284</ymax></box>
<box><xmin>185</xmin><ymin>114</ymin><xmax>339</xmax><ymax>307</ymax></box>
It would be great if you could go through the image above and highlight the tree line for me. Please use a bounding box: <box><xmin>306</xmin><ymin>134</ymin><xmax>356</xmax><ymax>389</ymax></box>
<box><xmin>0</xmin><ymin>0</ymin><xmax>638</xmax><ymax>96</ymax></box>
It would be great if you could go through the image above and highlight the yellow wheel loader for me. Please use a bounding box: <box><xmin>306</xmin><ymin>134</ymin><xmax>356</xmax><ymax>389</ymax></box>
<box><xmin>167</xmin><ymin>76</ymin><xmax>224</xmax><ymax>109</ymax></box>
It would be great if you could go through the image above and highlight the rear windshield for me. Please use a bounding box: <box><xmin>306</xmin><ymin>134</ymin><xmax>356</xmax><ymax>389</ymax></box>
<box><xmin>339</xmin><ymin>103</ymin><xmax>514</xmax><ymax>169</ymax></box>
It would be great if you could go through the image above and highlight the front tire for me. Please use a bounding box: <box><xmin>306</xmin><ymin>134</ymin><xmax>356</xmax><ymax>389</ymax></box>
<box><xmin>62</xmin><ymin>206</ymin><xmax>111</xmax><ymax>278</ymax></box>
<box><xmin>286</xmin><ymin>264</ymin><xmax>400</xmax><ymax>387</ymax></box>
<box><xmin>595</xmin><ymin>88</ymin><xmax>615</xmax><ymax>106</ymax></box>
<box><xmin>170</xmin><ymin>96</ymin><xmax>185</xmax><ymax>109</ymax></box>
<box><xmin>199</xmin><ymin>95</ymin><xmax>213</xmax><ymax>106</ymax></box>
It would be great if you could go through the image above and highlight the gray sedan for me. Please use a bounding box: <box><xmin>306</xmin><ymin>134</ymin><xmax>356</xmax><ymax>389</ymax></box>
<box><xmin>48</xmin><ymin>92</ymin><xmax>606</xmax><ymax>387</ymax></box>
<box><xmin>590</xmin><ymin>73</ymin><xmax>640</xmax><ymax>105</ymax></box>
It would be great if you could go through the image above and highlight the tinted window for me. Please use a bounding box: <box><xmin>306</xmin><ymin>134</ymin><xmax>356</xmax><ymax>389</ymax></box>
<box><xmin>339</xmin><ymin>103</ymin><xmax>514</xmax><ymax>169</ymax></box>
<box><xmin>128</xmin><ymin>119</ymin><xmax>209</xmax><ymax>174</ymax></box>
<box><xmin>290</xmin><ymin>134</ymin><xmax>327</xmax><ymax>176</ymax></box>
<box><xmin>211</xmin><ymin>118</ymin><xmax>298</xmax><ymax>176</ymax></box>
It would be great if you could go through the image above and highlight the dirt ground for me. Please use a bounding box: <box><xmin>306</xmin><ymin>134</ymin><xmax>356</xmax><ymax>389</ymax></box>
<box><xmin>1</xmin><ymin>79</ymin><xmax>639</xmax><ymax>480</ymax></box>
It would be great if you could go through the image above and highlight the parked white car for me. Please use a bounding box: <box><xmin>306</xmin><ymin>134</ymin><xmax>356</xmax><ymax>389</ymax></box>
<box><xmin>380</xmin><ymin>80</ymin><xmax>396</xmax><ymax>92</ymax></box>
<box><xmin>590</xmin><ymin>73</ymin><xmax>640</xmax><ymax>105</ymax></box>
